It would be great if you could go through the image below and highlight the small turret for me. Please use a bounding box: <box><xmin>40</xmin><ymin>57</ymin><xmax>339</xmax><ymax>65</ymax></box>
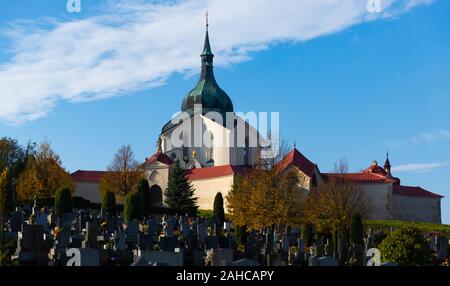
<box><xmin>384</xmin><ymin>152</ymin><xmax>391</xmax><ymax>175</ymax></box>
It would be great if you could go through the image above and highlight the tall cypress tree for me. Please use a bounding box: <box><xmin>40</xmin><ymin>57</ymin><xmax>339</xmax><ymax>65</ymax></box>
<box><xmin>213</xmin><ymin>192</ymin><xmax>225</xmax><ymax>233</ymax></box>
<box><xmin>136</xmin><ymin>178</ymin><xmax>151</xmax><ymax>218</ymax></box>
<box><xmin>54</xmin><ymin>187</ymin><xmax>73</xmax><ymax>217</ymax></box>
<box><xmin>350</xmin><ymin>213</ymin><xmax>364</xmax><ymax>245</ymax></box>
<box><xmin>101</xmin><ymin>190</ymin><xmax>117</xmax><ymax>217</ymax></box>
<box><xmin>164</xmin><ymin>160</ymin><xmax>198</xmax><ymax>215</ymax></box>
<box><xmin>124</xmin><ymin>190</ymin><xmax>141</xmax><ymax>221</ymax></box>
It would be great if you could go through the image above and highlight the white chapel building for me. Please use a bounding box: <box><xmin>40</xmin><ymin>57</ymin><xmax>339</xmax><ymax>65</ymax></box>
<box><xmin>72</xmin><ymin>24</ymin><xmax>443</xmax><ymax>223</ymax></box>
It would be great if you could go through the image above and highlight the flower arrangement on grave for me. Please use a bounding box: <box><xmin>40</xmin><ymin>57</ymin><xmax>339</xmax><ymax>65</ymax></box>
<box><xmin>237</xmin><ymin>244</ymin><xmax>245</xmax><ymax>254</ymax></box>
<box><xmin>51</xmin><ymin>227</ymin><xmax>62</xmax><ymax>239</ymax></box>
<box><xmin>289</xmin><ymin>246</ymin><xmax>298</xmax><ymax>254</ymax></box>
<box><xmin>442</xmin><ymin>258</ymin><xmax>449</xmax><ymax>267</ymax></box>
<box><xmin>140</xmin><ymin>223</ymin><xmax>148</xmax><ymax>233</ymax></box>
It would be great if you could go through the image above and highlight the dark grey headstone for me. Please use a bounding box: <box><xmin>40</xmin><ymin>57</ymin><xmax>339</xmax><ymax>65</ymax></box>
<box><xmin>160</xmin><ymin>236</ymin><xmax>177</xmax><ymax>252</ymax></box>
<box><xmin>138</xmin><ymin>233</ymin><xmax>153</xmax><ymax>251</ymax></box>
<box><xmin>206</xmin><ymin>236</ymin><xmax>219</xmax><ymax>250</ymax></box>
<box><xmin>197</xmin><ymin>223</ymin><xmax>207</xmax><ymax>241</ymax></box>
<box><xmin>9</xmin><ymin>211</ymin><xmax>23</xmax><ymax>232</ymax></box>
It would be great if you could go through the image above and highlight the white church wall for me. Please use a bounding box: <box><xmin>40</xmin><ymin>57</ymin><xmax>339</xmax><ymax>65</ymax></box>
<box><xmin>359</xmin><ymin>183</ymin><xmax>393</xmax><ymax>220</ymax></box>
<box><xmin>392</xmin><ymin>195</ymin><xmax>441</xmax><ymax>223</ymax></box>
<box><xmin>73</xmin><ymin>181</ymin><xmax>101</xmax><ymax>204</ymax></box>
<box><xmin>202</xmin><ymin>116</ymin><xmax>231</xmax><ymax>166</ymax></box>
<box><xmin>191</xmin><ymin>175</ymin><xmax>235</xmax><ymax>210</ymax></box>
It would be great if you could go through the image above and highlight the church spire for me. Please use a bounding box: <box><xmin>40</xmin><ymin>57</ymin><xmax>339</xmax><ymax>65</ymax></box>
<box><xmin>201</xmin><ymin>11</ymin><xmax>214</xmax><ymax>67</ymax></box>
<box><xmin>384</xmin><ymin>152</ymin><xmax>391</xmax><ymax>175</ymax></box>
<box><xmin>180</xmin><ymin>14</ymin><xmax>233</xmax><ymax>116</ymax></box>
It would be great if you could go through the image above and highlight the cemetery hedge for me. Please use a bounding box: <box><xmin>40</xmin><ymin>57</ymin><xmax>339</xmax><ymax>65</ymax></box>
<box><xmin>366</xmin><ymin>220</ymin><xmax>450</xmax><ymax>236</ymax></box>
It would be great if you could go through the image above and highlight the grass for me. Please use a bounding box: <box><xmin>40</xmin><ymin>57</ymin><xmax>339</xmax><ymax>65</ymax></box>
<box><xmin>197</xmin><ymin>209</ymin><xmax>214</xmax><ymax>218</ymax></box>
<box><xmin>366</xmin><ymin>220</ymin><xmax>450</xmax><ymax>235</ymax></box>
<box><xmin>197</xmin><ymin>209</ymin><xmax>231</xmax><ymax>220</ymax></box>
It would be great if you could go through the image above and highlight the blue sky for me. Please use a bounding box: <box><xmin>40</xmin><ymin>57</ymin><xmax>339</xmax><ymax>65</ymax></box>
<box><xmin>0</xmin><ymin>0</ymin><xmax>449</xmax><ymax>222</ymax></box>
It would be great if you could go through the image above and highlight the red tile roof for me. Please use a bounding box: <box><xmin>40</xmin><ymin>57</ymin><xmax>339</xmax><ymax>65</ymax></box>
<box><xmin>145</xmin><ymin>152</ymin><xmax>174</xmax><ymax>165</ymax></box>
<box><xmin>393</xmin><ymin>185</ymin><xmax>444</xmax><ymax>199</ymax></box>
<box><xmin>364</xmin><ymin>161</ymin><xmax>388</xmax><ymax>175</ymax></box>
<box><xmin>186</xmin><ymin>165</ymin><xmax>251</xmax><ymax>181</ymax></box>
<box><xmin>324</xmin><ymin>172</ymin><xmax>389</xmax><ymax>183</ymax></box>
<box><xmin>278</xmin><ymin>148</ymin><xmax>316</xmax><ymax>177</ymax></box>
<box><xmin>71</xmin><ymin>170</ymin><xmax>107</xmax><ymax>183</ymax></box>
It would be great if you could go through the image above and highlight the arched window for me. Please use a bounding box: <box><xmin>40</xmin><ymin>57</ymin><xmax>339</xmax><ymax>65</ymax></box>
<box><xmin>207</xmin><ymin>133</ymin><xmax>214</xmax><ymax>161</ymax></box>
<box><xmin>149</xmin><ymin>171</ymin><xmax>159</xmax><ymax>181</ymax></box>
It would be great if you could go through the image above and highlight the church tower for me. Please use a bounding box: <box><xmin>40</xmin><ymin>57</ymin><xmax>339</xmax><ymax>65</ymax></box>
<box><xmin>180</xmin><ymin>15</ymin><xmax>234</xmax><ymax>119</ymax></box>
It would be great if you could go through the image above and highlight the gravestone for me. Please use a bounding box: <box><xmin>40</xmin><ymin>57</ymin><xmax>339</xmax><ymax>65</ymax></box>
<box><xmin>147</xmin><ymin>218</ymin><xmax>158</xmax><ymax>238</ymax></box>
<box><xmin>438</xmin><ymin>237</ymin><xmax>448</xmax><ymax>260</ymax></box>
<box><xmin>48</xmin><ymin>213</ymin><xmax>56</xmax><ymax>228</ymax></box>
<box><xmin>69</xmin><ymin>234</ymin><xmax>84</xmax><ymax>248</ymax></box>
<box><xmin>197</xmin><ymin>223</ymin><xmax>207</xmax><ymax>242</ymax></box>
<box><xmin>193</xmin><ymin>250</ymin><xmax>206</xmax><ymax>266</ymax></box>
<box><xmin>316</xmin><ymin>256</ymin><xmax>339</xmax><ymax>266</ymax></box>
<box><xmin>181</xmin><ymin>221</ymin><xmax>190</xmax><ymax>238</ymax></box>
<box><xmin>57</xmin><ymin>229</ymin><xmax>71</xmax><ymax>249</ymax></box>
<box><xmin>35</xmin><ymin>211</ymin><xmax>48</xmax><ymax>233</ymax></box>
<box><xmin>115</xmin><ymin>231</ymin><xmax>126</xmax><ymax>251</ymax></box>
<box><xmin>138</xmin><ymin>233</ymin><xmax>153</xmax><ymax>251</ymax></box>
<box><xmin>17</xmin><ymin>224</ymin><xmax>47</xmax><ymax>265</ymax></box>
<box><xmin>126</xmin><ymin>220</ymin><xmax>139</xmax><ymax>242</ymax></box>
<box><xmin>210</xmin><ymin>248</ymin><xmax>234</xmax><ymax>266</ymax></box>
<box><xmin>61</xmin><ymin>213</ymin><xmax>74</xmax><ymax>229</ymax></box>
<box><xmin>206</xmin><ymin>236</ymin><xmax>219</xmax><ymax>250</ymax></box>
<box><xmin>224</xmin><ymin>221</ymin><xmax>231</xmax><ymax>233</ymax></box>
<box><xmin>138</xmin><ymin>250</ymin><xmax>183</xmax><ymax>266</ymax></box>
<box><xmin>160</xmin><ymin>236</ymin><xmax>177</xmax><ymax>252</ymax></box>
<box><xmin>9</xmin><ymin>211</ymin><xmax>23</xmax><ymax>232</ymax></box>
<box><xmin>106</xmin><ymin>216</ymin><xmax>116</xmax><ymax>233</ymax></box>
<box><xmin>83</xmin><ymin>222</ymin><xmax>98</xmax><ymax>248</ymax></box>
<box><xmin>282</xmin><ymin>236</ymin><xmax>289</xmax><ymax>253</ymax></box>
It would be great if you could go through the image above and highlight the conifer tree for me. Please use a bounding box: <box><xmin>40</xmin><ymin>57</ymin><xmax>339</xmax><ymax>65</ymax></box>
<box><xmin>213</xmin><ymin>192</ymin><xmax>225</xmax><ymax>234</ymax></box>
<box><xmin>136</xmin><ymin>178</ymin><xmax>151</xmax><ymax>218</ymax></box>
<box><xmin>124</xmin><ymin>190</ymin><xmax>141</xmax><ymax>221</ymax></box>
<box><xmin>54</xmin><ymin>187</ymin><xmax>73</xmax><ymax>217</ymax></box>
<box><xmin>101</xmin><ymin>190</ymin><xmax>117</xmax><ymax>217</ymax></box>
<box><xmin>350</xmin><ymin>213</ymin><xmax>364</xmax><ymax>245</ymax></box>
<box><xmin>164</xmin><ymin>160</ymin><xmax>198</xmax><ymax>215</ymax></box>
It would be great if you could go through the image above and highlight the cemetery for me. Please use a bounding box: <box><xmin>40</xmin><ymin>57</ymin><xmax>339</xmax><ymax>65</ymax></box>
<box><xmin>1</xmin><ymin>191</ymin><xmax>450</xmax><ymax>267</ymax></box>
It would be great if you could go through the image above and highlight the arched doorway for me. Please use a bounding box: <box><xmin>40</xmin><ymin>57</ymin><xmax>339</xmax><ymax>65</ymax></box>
<box><xmin>149</xmin><ymin>185</ymin><xmax>163</xmax><ymax>207</ymax></box>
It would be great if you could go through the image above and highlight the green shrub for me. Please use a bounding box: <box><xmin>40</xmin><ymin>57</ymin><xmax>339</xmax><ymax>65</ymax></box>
<box><xmin>101</xmin><ymin>190</ymin><xmax>116</xmax><ymax>216</ymax></box>
<box><xmin>124</xmin><ymin>191</ymin><xmax>141</xmax><ymax>221</ymax></box>
<box><xmin>136</xmin><ymin>178</ymin><xmax>151</xmax><ymax>218</ymax></box>
<box><xmin>302</xmin><ymin>224</ymin><xmax>314</xmax><ymax>247</ymax></box>
<box><xmin>213</xmin><ymin>192</ymin><xmax>225</xmax><ymax>230</ymax></box>
<box><xmin>379</xmin><ymin>225</ymin><xmax>430</xmax><ymax>266</ymax></box>
<box><xmin>54</xmin><ymin>187</ymin><xmax>72</xmax><ymax>217</ymax></box>
<box><xmin>350</xmin><ymin>213</ymin><xmax>364</xmax><ymax>245</ymax></box>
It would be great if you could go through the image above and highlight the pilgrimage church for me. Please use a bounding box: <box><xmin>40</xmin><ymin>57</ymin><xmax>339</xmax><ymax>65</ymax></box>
<box><xmin>71</xmin><ymin>21</ymin><xmax>443</xmax><ymax>223</ymax></box>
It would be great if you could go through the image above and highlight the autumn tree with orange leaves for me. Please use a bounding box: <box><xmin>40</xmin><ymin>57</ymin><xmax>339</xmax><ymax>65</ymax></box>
<box><xmin>226</xmin><ymin>166</ymin><xmax>306</xmax><ymax>231</ymax></box>
<box><xmin>16</xmin><ymin>141</ymin><xmax>73</xmax><ymax>201</ymax></box>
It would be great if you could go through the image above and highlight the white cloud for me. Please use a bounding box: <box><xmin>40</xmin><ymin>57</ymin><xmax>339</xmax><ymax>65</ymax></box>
<box><xmin>388</xmin><ymin>129</ymin><xmax>450</xmax><ymax>148</ymax></box>
<box><xmin>0</xmin><ymin>0</ymin><xmax>435</xmax><ymax>124</ymax></box>
<box><xmin>392</xmin><ymin>162</ymin><xmax>449</xmax><ymax>173</ymax></box>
